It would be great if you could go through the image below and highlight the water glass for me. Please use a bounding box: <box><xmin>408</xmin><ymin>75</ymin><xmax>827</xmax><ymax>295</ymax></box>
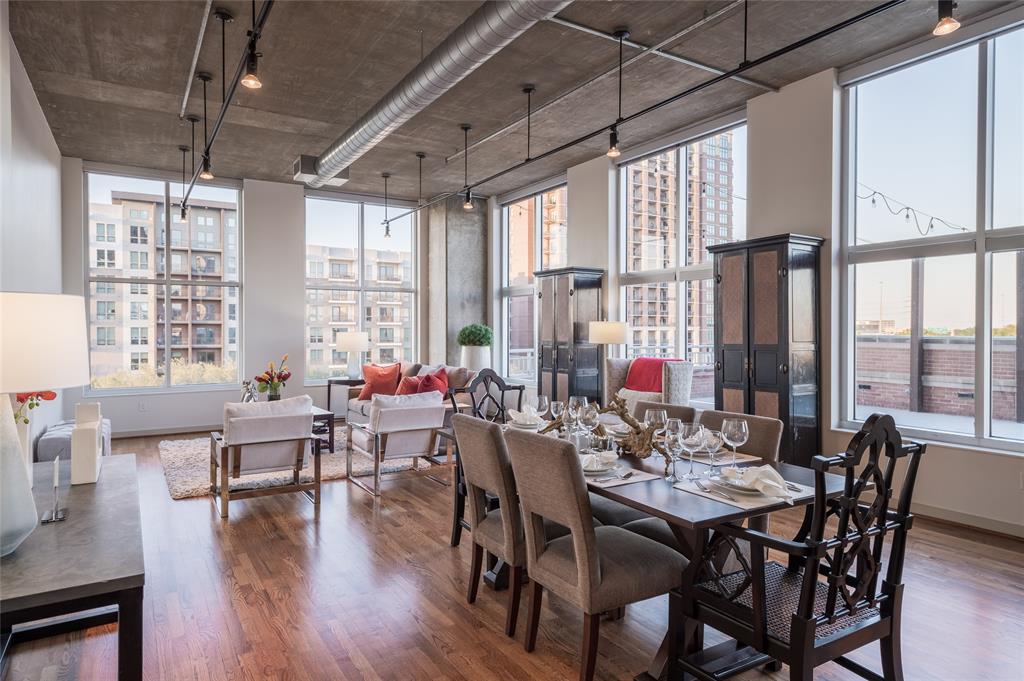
<box><xmin>721</xmin><ymin>418</ymin><xmax>749</xmax><ymax>470</ymax></box>
<box><xmin>703</xmin><ymin>429</ymin><xmax>724</xmax><ymax>478</ymax></box>
<box><xmin>567</xmin><ymin>396</ymin><xmax>588</xmax><ymax>433</ymax></box>
<box><xmin>679</xmin><ymin>424</ymin><xmax>705</xmax><ymax>481</ymax></box>
<box><xmin>662</xmin><ymin>417</ymin><xmax>683</xmax><ymax>482</ymax></box>
<box><xmin>550</xmin><ymin>400</ymin><xmax>565</xmax><ymax>426</ymax></box>
<box><xmin>535</xmin><ymin>395</ymin><xmax>550</xmax><ymax>419</ymax></box>
<box><xmin>580</xmin><ymin>403</ymin><xmax>600</xmax><ymax>434</ymax></box>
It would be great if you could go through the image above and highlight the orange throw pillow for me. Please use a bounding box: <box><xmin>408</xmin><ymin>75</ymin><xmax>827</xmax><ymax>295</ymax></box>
<box><xmin>397</xmin><ymin>376</ymin><xmax>422</xmax><ymax>395</ymax></box>
<box><xmin>418</xmin><ymin>367</ymin><xmax>449</xmax><ymax>395</ymax></box>
<box><xmin>358</xmin><ymin>363</ymin><xmax>401</xmax><ymax>400</ymax></box>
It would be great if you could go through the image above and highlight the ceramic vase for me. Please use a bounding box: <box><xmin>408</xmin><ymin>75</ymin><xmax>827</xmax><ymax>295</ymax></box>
<box><xmin>1</xmin><ymin>397</ymin><xmax>38</xmax><ymax>556</ymax></box>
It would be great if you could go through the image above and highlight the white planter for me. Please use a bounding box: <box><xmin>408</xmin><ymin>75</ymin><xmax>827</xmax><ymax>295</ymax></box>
<box><xmin>460</xmin><ymin>345</ymin><xmax>491</xmax><ymax>372</ymax></box>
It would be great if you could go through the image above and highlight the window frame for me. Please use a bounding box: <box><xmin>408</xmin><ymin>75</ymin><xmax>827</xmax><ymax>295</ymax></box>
<box><xmin>498</xmin><ymin>183</ymin><xmax>569</xmax><ymax>385</ymax></box>
<box><xmin>839</xmin><ymin>32</ymin><xmax>1024</xmax><ymax>452</ymax></box>
<box><xmin>302</xmin><ymin>191</ymin><xmax>419</xmax><ymax>386</ymax></box>
<box><xmin>82</xmin><ymin>165</ymin><xmax>243</xmax><ymax>396</ymax></box>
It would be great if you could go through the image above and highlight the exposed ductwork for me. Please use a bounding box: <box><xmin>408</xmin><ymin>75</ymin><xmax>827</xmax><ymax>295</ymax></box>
<box><xmin>305</xmin><ymin>0</ymin><xmax>572</xmax><ymax>188</ymax></box>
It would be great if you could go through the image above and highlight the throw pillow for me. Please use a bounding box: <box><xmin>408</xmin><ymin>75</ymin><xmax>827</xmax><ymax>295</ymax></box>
<box><xmin>358</xmin><ymin>363</ymin><xmax>401</xmax><ymax>400</ymax></box>
<box><xmin>624</xmin><ymin>357</ymin><xmax>682</xmax><ymax>393</ymax></box>
<box><xmin>397</xmin><ymin>376</ymin><xmax>422</xmax><ymax>395</ymax></box>
<box><xmin>418</xmin><ymin>367</ymin><xmax>449</xmax><ymax>395</ymax></box>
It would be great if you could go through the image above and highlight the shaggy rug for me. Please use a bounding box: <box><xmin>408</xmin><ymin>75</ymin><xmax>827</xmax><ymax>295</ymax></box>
<box><xmin>158</xmin><ymin>428</ymin><xmax>421</xmax><ymax>500</ymax></box>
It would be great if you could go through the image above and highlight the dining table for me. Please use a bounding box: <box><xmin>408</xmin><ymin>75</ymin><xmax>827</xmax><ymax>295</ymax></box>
<box><xmin>587</xmin><ymin>451</ymin><xmax>848</xmax><ymax>681</ymax></box>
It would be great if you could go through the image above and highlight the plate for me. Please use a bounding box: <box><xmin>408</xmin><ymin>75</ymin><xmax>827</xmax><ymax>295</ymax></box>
<box><xmin>583</xmin><ymin>463</ymin><xmax>620</xmax><ymax>476</ymax></box>
<box><xmin>508</xmin><ymin>421</ymin><xmax>541</xmax><ymax>430</ymax></box>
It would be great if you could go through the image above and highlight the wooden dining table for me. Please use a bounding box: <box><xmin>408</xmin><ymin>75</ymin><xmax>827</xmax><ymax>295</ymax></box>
<box><xmin>588</xmin><ymin>454</ymin><xmax>848</xmax><ymax>681</ymax></box>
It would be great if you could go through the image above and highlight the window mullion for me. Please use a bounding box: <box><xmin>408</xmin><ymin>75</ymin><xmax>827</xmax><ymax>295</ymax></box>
<box><xmin>164</xmin><ymin>180</ymin><xmax>172</xmax><ymax>389</ymax></box>
<box><xmin>975</xmin><ymin>41</ymin><xmax>995</xmax><ymax>438</ymax></box>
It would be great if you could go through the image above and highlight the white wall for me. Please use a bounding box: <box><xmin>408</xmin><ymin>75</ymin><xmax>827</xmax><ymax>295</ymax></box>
<box><xmin>1</xmin><ymin>2</ymin><xmax>65</xmax><ymax>439</ymax></box>
<box><xmin>745</xmin><ymin>69</ymin><xmax>1023</xmax><ymax>537</ymax></box>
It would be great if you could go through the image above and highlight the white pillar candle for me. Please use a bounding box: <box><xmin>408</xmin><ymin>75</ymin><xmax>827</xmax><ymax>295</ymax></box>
<box><xmin>53</xmin><ymin>456</ymin><xmax>59</xmax><ymax>488</ymax></box>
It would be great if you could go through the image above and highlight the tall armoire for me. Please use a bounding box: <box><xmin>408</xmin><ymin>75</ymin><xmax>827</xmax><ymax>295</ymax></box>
<box><xmin>707</xmin><ymin>234</ymin><xmax>824</xmax><ymax>466</ymax></box>
<box><xmin>535</xmin><ymin>267</ymin><xmax>604</xmax><ymax>403</ymax></box>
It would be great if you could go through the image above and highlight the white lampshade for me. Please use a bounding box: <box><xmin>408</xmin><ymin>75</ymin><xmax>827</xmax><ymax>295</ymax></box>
<box><xmin>0</xmin><ymin>292</ymin><xmax>90</xmax><ymax>392</ymax></box>
<box><xmin>335</xmin><ymin>331</ymin><xmax>370</xmax><ymax>352</ymax></box>
<box><xmin>589</xmin><ymin>321</ymin><xmax>628</xmax><ymax>345</ymax></box>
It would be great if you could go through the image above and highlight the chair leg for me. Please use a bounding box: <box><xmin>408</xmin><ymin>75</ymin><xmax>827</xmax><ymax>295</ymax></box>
<box><xmin>313</xmin><ymin>447</ymin><xmax>322</xmax><ymax>506</ymax></box>
<box><xmin>881</xmin><ymin>582</ymin><xmax>905</xmax><ymax>681</ymax></box>
<box><xmin>524</xmin><ymin>580</ymin><xmax>543</xmax><ymax>652</ymax></box>
<box><xmin>580</xmin><ymin>612</ymin><xmax>600</xmax><ymax>681</ymax></box>
<box><xmin>219</xmin><ymin>446</ymin><xmax>230</xmax><ymax>519</ymax></box>
<box><xmin>345</xmin><ymin>424</ymin><xmax>353</xmax><ymax>478</ymax></box>
<box><xmin>467</xmin><ymin>543</ymin><xmax>483</xmax><ymax>604</ymax></box>
<box><xmin>505</xmin><ymin>565</ymin><xmax>523</xmax><ymax>637</ymax></box>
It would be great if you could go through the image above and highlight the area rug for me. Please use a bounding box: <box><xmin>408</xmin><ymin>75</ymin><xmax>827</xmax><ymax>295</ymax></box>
<box><xmin>158</xmin><ymin>428</ymin><xmax>421</xmax><ymax>500</ymax></box>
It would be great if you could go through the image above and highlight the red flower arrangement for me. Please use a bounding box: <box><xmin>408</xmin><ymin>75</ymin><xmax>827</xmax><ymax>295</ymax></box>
<box><xmin>13</xmin><ymin>391</ymin><xmax>57</xmax><ymax>424</ymax></box>
<box><xmin>254</xmin><ymin>354</ymin><xmax>291</xmax><ymax>398</ymax></box>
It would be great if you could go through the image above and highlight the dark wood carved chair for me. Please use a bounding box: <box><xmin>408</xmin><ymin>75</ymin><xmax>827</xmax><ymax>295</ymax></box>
<box><xmin>447</xmin><ymin>368</ymin><xmax>525</xmax><ymax>424</ymax></box>
<box><xmin>672</xmin><ymin>413</ymin><xmax>926</xmax><ymax>681</ymax></box>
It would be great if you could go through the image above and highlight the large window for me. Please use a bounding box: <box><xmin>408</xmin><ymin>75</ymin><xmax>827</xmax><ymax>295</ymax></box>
<box><xmin>500</xmin><ymin>185</ymin><xmax>568</xmax><ymax>382</ymax></box>
<box><xmin>843</xmin><ymin>28</ymin><xmax>1023</xmax><ymax>447</ymax></box>
<box><xmin>618</xmin><ymin>126</ymin><xmax>748</xmax><ymax>407</ymax></box>
<box><xmin>304</xmin><ymin>196</ymin><xmax>416</xmax><ymax>382</ymax></box>
<box><xmin>84</xmin><ymin>171</ymin><xmax>241</xmax><ymax>390</ymax></box>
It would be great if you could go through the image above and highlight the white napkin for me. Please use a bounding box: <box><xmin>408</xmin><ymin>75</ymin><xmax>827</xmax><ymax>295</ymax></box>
<box><xmin>579</xmin><ymin>451</ymin><xmax>618</xmax><ymax>472</ymax></box>
<box><xmin>508</xmin><ymin>405</ymin><xmax>542</xmax><ymax>426</ymax></box>
<box><xmin>719</xmin><ymin>465</ymin><xmax>794</xmax><ymax>504</ymax></box>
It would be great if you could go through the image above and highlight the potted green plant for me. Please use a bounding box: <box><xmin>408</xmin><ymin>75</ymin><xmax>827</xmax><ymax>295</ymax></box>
<box><xmin>457</xmin><ymin>323</ymin><xmax>493</xmax><ymax>372</ymax></box>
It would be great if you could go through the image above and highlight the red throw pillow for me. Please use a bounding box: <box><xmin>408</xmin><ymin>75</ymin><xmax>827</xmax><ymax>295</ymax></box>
<box><xmin>357</xmin><ymin>363</ymin><xmax>401</xmax><ymax>400</ymax></box>
<box><xmin>397</xmin><ymin>376</ymin><xmax>422</xmax><ymax>395</ymax></box>
<box><xmin>624</xmin><ymin>357</ymin><xmax>681</xmax><ymax>393</ymax></box>
<box><xmin>418</xmin><ymin>367</ymin><xmax>449</xmax><ymax>395</ymax></box>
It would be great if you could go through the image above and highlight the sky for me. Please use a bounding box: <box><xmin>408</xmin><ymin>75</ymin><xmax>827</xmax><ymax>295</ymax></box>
<box><xmin>305</xmin><ymin>197</ymin><xmax>413</xmax><ymax>253</ymax></box>
<box><xmin>854</xmin><ymin>28</ymin><xmax>1022</xmax><ymax>331</ymax></box>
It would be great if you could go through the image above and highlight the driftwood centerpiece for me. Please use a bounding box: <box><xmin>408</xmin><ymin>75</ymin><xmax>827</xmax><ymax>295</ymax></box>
<box><xmin>538</xmin><ymin>396</ymin><xmax>667</xmax><ymax>459</ymax></box>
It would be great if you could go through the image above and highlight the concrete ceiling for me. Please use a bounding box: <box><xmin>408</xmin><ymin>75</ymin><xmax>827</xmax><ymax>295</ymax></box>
<box><xmin>9</xmin><ymin>0</ymin><xmax>1014</xmax><ymax>200</ymax></box>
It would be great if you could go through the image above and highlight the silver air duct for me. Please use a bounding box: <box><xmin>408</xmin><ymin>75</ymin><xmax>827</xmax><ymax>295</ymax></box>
<box><xmin>305</xmin><ymin>0</ymin><xmax>572</xmax><ymax>188</ymax></box>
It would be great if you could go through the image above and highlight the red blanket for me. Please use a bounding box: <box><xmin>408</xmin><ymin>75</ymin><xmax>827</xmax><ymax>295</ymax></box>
<box><xmin>624</xmin><ymin>357</ymin><xmax>682</xmax><ymax>393</ymax></box>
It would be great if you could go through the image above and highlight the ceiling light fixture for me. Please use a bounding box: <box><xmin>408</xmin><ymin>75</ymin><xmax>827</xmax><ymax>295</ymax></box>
<box><xmin>241</xmin><ymin>0</ymin><xmax>263</xmax><ymax>88</ymax></box>
<box><xmin>214</xmin><ymin>8</ymin><xmax>233</xmax><ymax>102</ymax></box>
<box><xmin>608</xmin><ymin>28</ymin><xmax>629</xmax><ymax>158</ymax></box>
<box><xmin>178</xmin><ymin>145</ymin><xmax>191</xmax><ymax>219</ymax></box>
<box><xmin>197</xmin><ymin>72</ymin><xmax>215</xmax><ymax>180</ymax></box>
<box><xmin>523</xmin><ymin>85</ymin><xmax>535</xmax><ymax>161</ymax></box>
<box><xmin>415</xmin><ymin>152</ymin><xmax>426</xmax><ymax>205</ymax></box>
<box><xmin>933</xmin><ymin>1</ymin><xmax>960</xmax><ymax>35</ymax></box>
<box><xmin>461</xmin><ymin>123</ymin><xmax>474</xmax><ymax>211</ymax></box>
<box><xmin>382</xmin><ymin>172</ymin><xmax>391</xmax><ymax>238</ymax></box>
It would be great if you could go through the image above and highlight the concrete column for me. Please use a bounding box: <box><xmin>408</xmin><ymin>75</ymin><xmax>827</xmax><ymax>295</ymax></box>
<box><xmin>566</xmin><ymin>155</ymin><xmax>617</xmax><ymax>319</ymax></box>
<box><xmin>426</xmin><ymin>195</ymin><xmax>488</xmax><ymax>366</ymax></box>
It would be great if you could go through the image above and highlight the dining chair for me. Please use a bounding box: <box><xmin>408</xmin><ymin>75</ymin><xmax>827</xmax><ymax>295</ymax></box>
<box><xmin>448</xmin><ymin>368</ymin><xmax>525</xmax><ymax>424</ymax></box>
<box><xmin>451</xmin><ymin>414</ymin><xmax>572</xmax><ymax>637</ymax></box>
<box><xmin>634</xmin><ymin>400</ymin><xmax>697</xmax><ymax>423</ymax></box>
<box><xmin>504</xmin><ymin>428</ymin><xmax>687</xmax><ymax>681</ymax></box>
<box><xmin>698</xmin><ymin>409</ymin><xmax>783</xmax><ymax>462</ymax></box>
<box><xmin>674</xmin><ymin>414</ymin><xmax>926</xmax><ymax>681</ymax></box>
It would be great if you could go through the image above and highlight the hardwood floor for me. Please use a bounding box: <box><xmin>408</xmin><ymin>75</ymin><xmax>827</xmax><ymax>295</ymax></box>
<box><xmin>5</xmin><ymin>433</ymin><xmax>1023</xmax><ymax>681</ymax></box>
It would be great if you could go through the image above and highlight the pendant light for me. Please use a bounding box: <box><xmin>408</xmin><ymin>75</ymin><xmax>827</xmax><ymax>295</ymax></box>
<box><xmin>461</xmin><ymin>124</ymin><xmax>474</xmax><ymax>211</ymax></box>
<box><xmin>933</xmin><ymin>1</ymin><xmax>960</xmax><ymax>35</ymax></box>
<box><xmin>241</xmin><ymin>0</ymin><xmax>263</xmax><ymax>88</ymax></box>
<box><xmin>382</xmin><ymin>172</ymin><xmax>392</xmax><ymax>239</ymax></box>
<box><xmin>523</xmin><ymin>85</ymin><xmax>535</xmax><ymax>161</ymax></box>
<box><xmin>415</xmin><ymin>152</ymin><xmax>426</xmax><ymax>205</ymax></box>
<box><xmin>178</xmin><ymin>145</ymin><xmax>190</xmax><ymax>219</ymax></box>
<box><xmin>186</xmin><ymin>114</ymin><xmax>200</xmax><ymax>179</ymax></box>
<box><xmin>607</xmin><ymin>29</ymin><xmax>628</xmax><ymax>159</ymax></box>
<box><xmin>197</xmin><ymin>72</ymin><xmax>215</xmax><ymax>180</ymax></box>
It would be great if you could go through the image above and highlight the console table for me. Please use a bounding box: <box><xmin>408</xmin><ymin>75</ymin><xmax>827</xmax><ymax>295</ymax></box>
<box><xmin>1</xmin><ymin>455</ymin><xmax>145</xmax><ymax>680</ymax></box>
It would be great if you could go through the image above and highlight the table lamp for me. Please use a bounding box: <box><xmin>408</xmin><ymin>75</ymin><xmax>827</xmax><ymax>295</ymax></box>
<box><xmin>1</xmin><ymin>292</ymin><xmax>90</xmax><ymax>556</ymax></box>
<box><xmin>336</xmin><ymin>331</ymin><xmax>370</xmax><ymax>379</ymax></box>
<box><xmin>589</xmin><ymin>321</ymin><xmax>629</xmax><ymax>404</ymax></box>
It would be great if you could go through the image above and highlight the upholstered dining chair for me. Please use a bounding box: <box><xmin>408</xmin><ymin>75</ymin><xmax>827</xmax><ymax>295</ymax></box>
<box><xmin>451</xmin><ymin>414</ymin><xmax>570</xmax><ymax>637</ymax></box>
<box><xmin>504</xmin><ymin>429</ymin><xmax>687</xmax><ymax>681</ymax></box>
<box><xmin>634</xmin><ymin>400</ymin><xmax>697</xmax><ymax>423</ymax></box>
<box><xmin>210</xmin><ymin>395</ymin><xmax>322</xmax><ymax>519</ymax></box>
<box><xmin>675</xmin><ymin>414</ymin><xmax>926</xmax><ymax>681</ymax></box>
<box><xmin>698</xmin><ymin>409</ymin><xmax>784</xmax><ymax>462</ymax></box>
<box><xmin>346</xmin><ymin>392</ymin><xmax>446</xmax><ymax>497</ymax></box>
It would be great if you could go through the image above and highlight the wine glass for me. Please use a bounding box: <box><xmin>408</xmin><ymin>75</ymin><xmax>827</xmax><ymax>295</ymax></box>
<box><xmin>703</xmin><ymin>429</ymin><xmax>724</xmax><ymax>478</ymax></box>
<box><xmin>662</xmin><ymin>418</ymin><xmax>683</xmax><ymax>482</ymax></box>
<box><xmin>534</xmin><ymin>395</ymin><xmax>549</xmax><ymax>419</ymax></box>
<box><xmin>550</xmin><ymin>400</ymin><xmax>565</xmax><ymax>429</ymax></box>
<box><xmin>678</xmin><ymin>424</ymin><xmax>706</xmax><ymax>481</ymax></box>
<box><xmin>580</xmin><ymin>404</ymin><xmax>600</xmax><ymax>448</ymax></box>
<box><xmin>567</xmin><ymin>396</ymin><xmax>587</xmax><ymax>434</ymax></box>
<box><xmin>721</xmin><ymin>418</ymin><xmax>749</xmax><ymax>470</ymax></box>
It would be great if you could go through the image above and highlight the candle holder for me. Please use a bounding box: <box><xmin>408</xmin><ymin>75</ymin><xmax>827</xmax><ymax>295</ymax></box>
<box><xmin>41</xmin><ymin>456</ymin><xmax>67</xmax><ymax>524</ymax></box>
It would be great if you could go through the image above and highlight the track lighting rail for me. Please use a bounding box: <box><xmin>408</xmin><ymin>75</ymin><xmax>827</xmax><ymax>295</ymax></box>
<box><xmin>387</xmin><ymin>0</ymin><xmax>906</xmax><ymax>226</ymax></box>
<box><xmin>181</xmin><ymin>0</ymin><xmax>274</xmax><ymax>208</ymax></box>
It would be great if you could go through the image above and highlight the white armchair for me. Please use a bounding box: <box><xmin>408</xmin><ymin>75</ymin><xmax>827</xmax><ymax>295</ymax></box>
<box><xmin>210</xmin><ymin>395</ymin><xmax>322</xmax><ymax>518</ymax></box>
<box><xmin>346</xmin><ymin>391</ymin><xmax>447</xmax><ymax>497</ymax></box>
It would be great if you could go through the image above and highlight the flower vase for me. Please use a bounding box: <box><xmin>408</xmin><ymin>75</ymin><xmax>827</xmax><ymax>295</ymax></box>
<box><xmin>268</xmin><ymin>385</ymin><xmax>281</xmax><ymax>401</ymax></box>
<box><xmin>2</xmin><ymin>396</ymin><xmax>38</xmax><ymax>556</ymax></box>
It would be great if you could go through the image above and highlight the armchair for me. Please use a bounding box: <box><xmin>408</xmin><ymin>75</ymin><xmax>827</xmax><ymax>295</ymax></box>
<box><xmin>210</xmin><ymin>395</ymin><xmax>322</xmax><ymax>519</ymax></box>
<box><xmin>673</xmin><ymin>414</ymin><xmax>926</xmax><ymax>681</ymax></box>
<box><xmin>605</xmin><ymin>357</ymin><xmax>693</xmax><ymax>413</ymax></box>
<box><xmin>346</xmin><ymin>391</ymin><xmax>447</xmax><ymax>497</ymax></box>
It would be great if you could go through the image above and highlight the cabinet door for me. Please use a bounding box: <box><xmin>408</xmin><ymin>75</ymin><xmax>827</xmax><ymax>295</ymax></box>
<box><xmin>715</xmin><ymin>251</ymin><xmax>749</xmax><ymax>413</ymax></box>
<box><xmin>749</xmin><ymin>245</ymin><xmax>785</xmax><ymax>420</ymax></box>
<box><xmin>554</xmin><ymin>274</ymin><xmax>573</xmax><ymax>402</ymax></box>
<box><xmin>537</xmin><ymin>276</ymin><xmax>555</xmax><ymax>399</ymax></box>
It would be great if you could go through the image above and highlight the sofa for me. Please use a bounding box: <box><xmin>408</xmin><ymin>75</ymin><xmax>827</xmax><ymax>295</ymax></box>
<box><xmin>344</xmin><ymin>362</ymin><xmax>478</xmax><ymax>425</ymax></box>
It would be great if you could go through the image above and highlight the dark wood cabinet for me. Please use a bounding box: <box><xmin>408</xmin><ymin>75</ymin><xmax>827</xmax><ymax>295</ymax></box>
<box><xmin>535</xmin><ymin>267</ymin><xmax>604</xmax><ymax>403</ymax></box>
<box><xmin>708</xmin><ymin>234</ymin><xmax>824</xmax><ymax>466</ymax></box>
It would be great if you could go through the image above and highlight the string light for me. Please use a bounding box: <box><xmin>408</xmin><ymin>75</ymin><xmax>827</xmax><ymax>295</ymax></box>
<box><xmin>856</xmin><ymin>182</ymin><xmax>968</xmax><ymax>236</ymax></box>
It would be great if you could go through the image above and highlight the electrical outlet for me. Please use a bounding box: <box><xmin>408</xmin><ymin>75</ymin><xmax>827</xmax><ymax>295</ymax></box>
<box><xmin>138</xmin><ymin>401</ymin><xmax>147</xmax><ymax>412</ymax></box>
